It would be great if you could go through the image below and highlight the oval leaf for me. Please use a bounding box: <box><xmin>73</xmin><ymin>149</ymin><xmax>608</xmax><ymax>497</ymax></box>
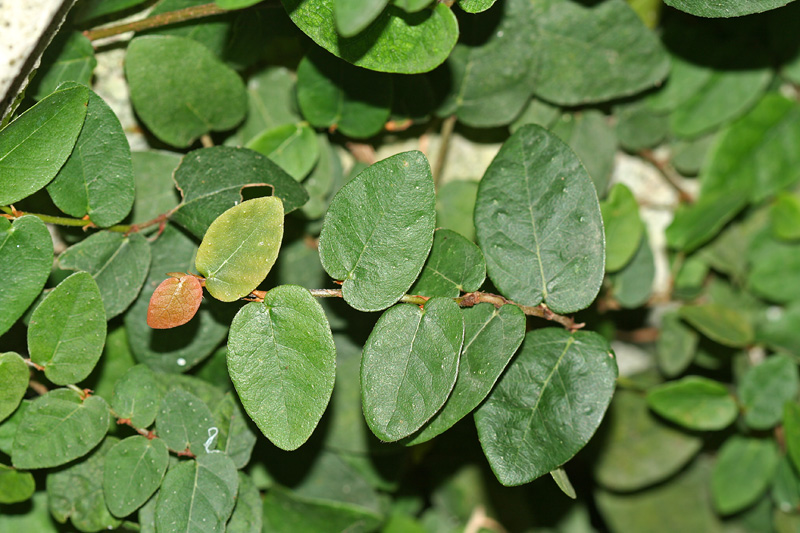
<box><xmin>0</xmin><ymin>216</ymin><xmax>53</xmax><ymax>337</ymax></box>
<box><xmin>646</xmin><ymin>376</ymin><xmax>738</xmax><ymax>431</ymax></box>
<box><xmin>712</xmin><ymin>436</ymin><xmax>778</xmax><ymax>515</ymax></box>
<box><xmin>196</xmin><ymin>196</ymin><xmax>284</xmax><ymax>302</ymax></box>
<box><xmin>0</xmin><ymin>352</ymin><xmax>28</xmax><ymax>423</ymax></box>
<box><xmin>147</xmin><ymin>274</ymin><xmax>204</xmax><ymax>329</ymax></box>
<box><xmin>678</xmin><ymin>304</ymin><xmax>754</xmax><ymax>348</ymax></box>
<box><xmin>319</xmin><ymin>151</ymin><xmax>435</xmax><ymax>311</ymax></box>
<box><xmin>362</xmin><ymin>297</ymin><xmax>464</xmax><ymax>441</ymax></box>
<box><xmin>740</xmin><ymin>354</ymin><xmax>800</xmax><ymax>430</ymax></box>
<box><xmin>246</xmin><ymin>122</ymin><xmax>320</xmax><ymax>181</ymax></box>
<box><xmin>227</xmin><ymin>285</ymin><xmax>336</xmax><ymax>450</ymax></box>
<box><xmin>601</xmin><ymin>183</ymin><xmax>644</xmax><ymax>272</ymax></box>
<box><xmin>156</xmin><ymin>389</ymin><xmax>215</xmax><ymax>455</ymax></box>
<box><xmin>475</xmin><ymin>328</ymin><xmax>617</xmax><ymax>486</ymax></box>
<box><xmin>410</xmin><ymin>229</ymin><xmax>486</xmax><ymax>298</ymax></box>
<box><xmin>474</xmin><ymin>124</ymin><xmax>605</xmax><ymax>314</ymax></box>
<box><xmin>28</xmin><ymin>272</ymin><xmax>107</xmax><ymax>385</ymax></box>
<box><xmin>111</xmin><ymin>364</ymin><xmax>161</xmax><ymax>428</ymax></box>
<box><xmin>0</xmin><ymin>84</ymin><xmax>88</xmax><ymax>205</ymax></box>
<box><xmin>0</xmin><ymin>464</ymin><xmax>35</xmax><ymax>504</ymax></box>
<box><xmin>104</xmin><ymin>436</ymin><xmax>169</xmax><ymax>518</ymax></box>
<box><xmin>12</xmin><ymin>389</ymin><xmax>109</xmax><ymax>469</ymax></box>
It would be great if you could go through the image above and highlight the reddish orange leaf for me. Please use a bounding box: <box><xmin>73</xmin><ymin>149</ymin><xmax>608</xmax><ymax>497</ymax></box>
<box><xmin>146</xmin><ymin>275</ymin><xmax>203</xmax><ymax>329</ymax></box>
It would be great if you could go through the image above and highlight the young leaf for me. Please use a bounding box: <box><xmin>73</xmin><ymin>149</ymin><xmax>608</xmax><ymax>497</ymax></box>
<box><xmin>361</xmin><ymin>297</ymin><xmax>464</xmax><ymax>442</ymax></box>
<box><xmin>408</xmin><ymin>303</ymin><xmax>525</xmax><ymax>444</ymax></box>
<box><xmin>28</xmin><ymin>272</ymin><xmax>107</xmax><ymax>385</ymax></box>
<box><xmin>712</xmin><ymin>436</ymin><xmax>778</xmax><ymax>516</ymax></box>
<box><xmin>103</xmin><ymin>436</ymin><xmax>169</xmax><ymax>518</ymax></box>
<box><xmin>12</xmin><ymin>389</ymin><xmax>109</xmax><ymax>469</ymax></box>
<box><xmin>410</xmin><ymin>229</ymin><xmax>486</xmax><ymax>298</ymax></box>
<box><xmin>227</xmin><ymin>285</ymin><xmax>336</xmax><ymax>450</ymax></box>
<box><xmin>155</xmin><ymin>453</ymin><xmax>238</xmax><ymax>532</ymax></box>
<box><xmin>771</xmin><ymin>192</ymin><xmax>800</xmax><ymax>241</ymax></box>
<box><xmin>601</xmin><ymin>183</ymin><xmax>644</xmax><ymax>273</ymax></box>
<box><xmin>156</xmin><ymin>389</ymin><xmax>215</xmax><ymax>455</ymax></box>
<box><xmin>59</xmin><ymin>231</ymin><xmax>151</xmax><ymax>319</ymax></box>
<box><xmin>475</xmin><ymin>328</ymin><xmax>617</xmax><ymax>486</ymax></box>
<box><xmin>678</xmin><ymin>304</ymin><xmax>754</xmax><ymax>348</ymax></box>
<box><xmin>147</xmin><ymin>274</ymin><xmax>204</xmax><ymax>329</ymax></box>
<box><xmin>646</xmin><ymin>376</ymin><xmax>738</xmax><ymax>431</ymax></box>
<box><xmin>282</xmin><ymin>0</ymin><xmax>458</xmax><ymax>74</ymax></box>
<box><xmin>125</xmin><ymin>35</ymin><xmax>247</xmax><ymax>147</ymax></box>
<box><xmin>0</xmin><ymin>352</ymin><xmax>28</xmax><ymax>423</ymax></box>
<box><xmin>46</xmin><ymin>87</ymin><xmax>135</xmax><ymax>228</ymax></box>
<box><xmin>0</xmin><ymin>464</ymin><xmax>35</xmax><ymax>504</ymax></box>
<box><xmin>474</xmin><ymin>124</ymin><xmax>605</xmax><ymax>314</ymax></box>
<box><xmin>171</xmin><ymin>146</ymin><xmax>305</xmax><ymax>239</ymax></box>
<box><xmin>0</xmin><ymin>84</ymin><xmax>88</xmax><ymax>205</ymax></box>
<box><xmin>739</xmin><ymin>354</ymin><xmax>799</xmax><ymax>430</ymax></box>
<box><xmin>195</xmin><ymin>196</ymin><xmax>284</xmax><ymax>302</ymax></box>
<box><xmin>111</xmin><ymin>365</ymin><xmax>161</xmax><ymax>428</ymax></box>
<box><xmin>246</xmin><ymin>122</ymin><xmax>319</xmax><ymax>181</ymax></box>
<box><xmin>319</xmin><ymin>151</ymin><xmax>435</xmax><ymax>312</ymax></box>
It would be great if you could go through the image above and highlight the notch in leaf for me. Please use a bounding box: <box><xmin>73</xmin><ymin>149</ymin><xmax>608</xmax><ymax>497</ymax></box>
<box><xmin>146</xmin><ymin>273</ymin><xmax>204</xmax><ymax>329</ymax></box>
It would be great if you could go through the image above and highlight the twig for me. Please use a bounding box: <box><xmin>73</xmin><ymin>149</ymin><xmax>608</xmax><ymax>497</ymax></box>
<box><xmin>200</xmin><ymin>134</ymin><xmax>214</xmax><ymax>148</ymax></box>
<box><xmin>465</xmin><ymin>506</ymin><xmax>506</xmax><ymax>533</ymax></box>
<box><xmin>28</xmin><ymin>380</ymin><xmax>48</xmax><ymax>396</ymax></box>
<box><xmin>2</xmin><ymin>206</ymin><xmax>174</xmax><ymax>235</ymax></box>
<box><xmin>433</xmin><ymin>115</ymin><xmax>457</xmax><ymax>189</ymax></box>
<box><xmin>83</xmin><ymin>3</ymin><xmax>227</xmax><ymax>41</ymax></box>
<box><xmin>24</xmin><ymin>358</ymin><xmax>45</xmax><ymax>371</ymax></box>
<box><xmin>639</xmin><ymin>149</ymin><xmax>694</xmax><ymax>204</ymax></box>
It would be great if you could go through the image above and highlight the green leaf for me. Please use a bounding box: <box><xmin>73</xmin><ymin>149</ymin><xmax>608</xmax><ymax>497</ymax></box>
<box><xmin>171</xmin><ymin>146</ymin><xmax>306</xmax><ymax>239</ymax></box>
<box><xmin>784</xmin><ymin>403</ymin><xmax>800</xmax><ymax>474</ymax></box>
<box><xmin>47</xmin><ymin>437</ymin><xmax>121</xmax><ymax>531</ymax></box>
<box><xmin>362</xmin><ymin>297</ymin><xmax>464</xmax><ymax>441</ymax></box>
<box><xmin>234</xmin><ymin>66</ymin><xmax>300</xmax><ymax>145</ymax></box>
<box><xmin>156</xmin><ymin>389</ymin><xmax>215</xmax><ymax>454</ymax></box>
<box><xmin>458</xmin><ymin>0</ymin><xmax>495</xmax><ymax>12</ymax></box>
<box><xmin>195</xmin><ymin>196</ymin><xmax>284</xmax><ymax>302</ymax></box>
<box><xmin>609</xmin><ymin>233</ymin><xmax>655</xmax><ymax>309</ymax></box>
<box><xmin>0</xmin><ymin>353</ymin><xmax>28</xmax><ymax>423</ymax></box>
<box><xmin>665</xmin><ymin>0</ymin><xmax>793</xmax><ymax>17</ymax></box>
<box><xmin>28</xmin><ymin>272</ymin><xmax>106</xmax><ymax>385</ymax></box>
<box><xmin>0</xmin><ymin>491</ymin><xmax>60</xmax><ymax>531</ymax></box>
<box><xmin>666</xmin><ymin>191</ymin><xmax>749</xmax><ymax>252</ymax></box>
<box><xmin>226</xmin><ymin>472</ymin><xmax>262</xmax><ymax>533</ymax></box>
<box><xmin>155</xmin><ymin>453</ymin><xmax>238</xmax><ymax>532</ymax></box>
<box><xmin>12</xmin><ymin>389</ymin><xmax>109</xmax><ymax>469</ymax></box>
<box><xmin>31</xmin><ymin>31</ymin><xmax>96</xmax><ymax>100</ymax></box>
<box><xmin>111</xmin><ymin>365</ymin><xmax>161</xmax><ymax>428</ymax></box>
<box><xmin>678</xmin><ymin>304</ymin><xmax>753</xmax><ymax>348</ymax></box>
<box><xmin>77</xmin><ymin>0</ymin><xmax>151</xmax><ymax>21</ymax></box>
<box><xmin>212</xmin><ymin>393</ymin><xmax>257</xmax><ymax>468</ymax></box>
<box><xmin>410</xmin><ymin>229</ymin><xmax>486</xmax><ymax>298</ymax></box>
<box><xmin>131</xmin><ymin>151</ymin><xmax>181</xmax><ymax>225</ymax></box>
<box><xmin>301</xmin><ymin>134</ymin><xmax>341</xmax><ymax>219</ymax></box>
<box><xmin>601</xmin><ymin>184</ymin><xmax>644</xmax><ymax>273</ymax></box>
<box><xmin>282</xmin><ymin>0</ymin><xmax>458</xmax><ymax>74</ymax></box>
<box><xmin>771</xmin><ymin>192</ymin><xmax>800</xmax><ymax>241</ymax></box>
<box><xmin>475</xmin><ymin>328</ymin><xmax>617</xmax><ymax>486</ymax></box>
<box><xmin>593</xmin><ymin>389</ymin><xmax>703</xmax><ymax>491</ymax></box>
<box><xmin>474</xmin><ymin>124</ymin><xmax>605</xmax><ymax>314</ymax></box>
<box><xmin>145</xmin><ymin>0</ymin><xmax>234</xmax><ymax>57</ymax></box>
<box><xmin>740</xmin><ymin>354</ymin><xmax>799</xmax><ymax>430</ymax></box>
<box><xmin>0</xmin><ymin>216</ymin><xmax>52</xmax><ymax>337</ymax></box>
<box><xmin>436</xmin><ymin>180</ymin><xmax>478</xmax><ymax>242</ymax></box>
<box><xmin>46</xmin><ymin>87</ymin><xmax>135</xmax><ymax>227</ymax></box>
<box><xmin>408</xmin><ymin>303</ymin><xmax>525</xmax><ymax>444</ymax></box>
<box><xmin>748</xmin><ymin>234</ymin><xmax>800</xmax><ymax>304</ymax></box>
<box><xmin>59</xmin><ymin>231</ymin><xmax>151</xmax><ymax>319</ymax></box>
<box><xmin>646</xmin><ymin>376</ymin><xmax>738</xmax><ymax>431</ymax></box>
<box><xmin>216</xmin><ymin>0</ymin><xmax>262</xmax><ymax>8</ymax></box>
<box><xmin>0</xmin><ymin>83</ymin><xmax>88</xmax><ymax>205</ymax></box>
<box><xmin>103</xmin><ymin>436</ymin><xmax>169</xmax><ymax>517</ymax></box>
<box><xmin>125</xmin><ymin>35</ymin><xmax>247</xmax><ymax>147</ymax></box>
<box><xmin>228</xmin><ymin>285</ymin><xmax>336</xmax><ymax>450</ymax></box>
<box><xmin>262</xmin><ymin>486</ymin><xmax>382</xmax><ymax>532</ymax></box>
<box><xmin>712</xmin><ymin>436</ymin><xmax>778</xmax><ymax>516</ymax></box>
<box><xmin>0</xmin><ymin>464</ymin><xmax>34</xmax><ymax>504</ymax></box>
<box><xmin>656</xmin><ymin>311</ymin><xmax>699</xmax><ymax>378</ymax></box>
<box><xmin>335</xmin><ymin>0</ymin><xmax>390</xmax><ymax>36</ymax></box>
<box><xmin>319</xmin><ymin>151</ymin><xmax>435</xmax><ymax>312</ymax></box>
<box><xmin>615</xmin><ymin>101</ymin><xmax>669</xmax><ymax>151</ymax></box>
<box><xmin>246</xmin><ymin>122</ymin><xmax>319</xmax><ymax>181</ymax></box>
<box><xmin>772</xmin><ymin>454</ymin><xmax>800</xmax><ymax>513</ymax></box>
<box><xmin>124</xmin><ymin>224</ymin><xmax>230</xmax><ymax>373</ymax></box>
<box><xmin>549</xmin><ymin>111</ymin><xmax>618</xmax><ymax>195</ymax></box>
<box><xmin>296</xmin><ymin>49</ymin><xmax>393</xmax><ymax>139</ymax></box>
<box><xmin>0</xmin><ymin>401</ymin><xmax>28</xmax><ymax>456</ymax></box>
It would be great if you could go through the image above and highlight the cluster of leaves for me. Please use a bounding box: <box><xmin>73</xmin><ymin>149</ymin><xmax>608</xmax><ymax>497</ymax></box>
<box><xmin>3</xmin><ymin>0</ymin><xmax>800</xmax><ymax>531</ymax></box>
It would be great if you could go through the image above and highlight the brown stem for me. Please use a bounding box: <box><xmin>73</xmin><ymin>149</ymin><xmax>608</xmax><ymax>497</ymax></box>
<box><xmin>24</xmin><ymin>358</ymin><xmax>45</xmax><ymax>371</ymax></box>
<box><xmin>116</xmin><ymin>417</ymin><xmax>196</xmax><ymax>457</ymax></box>
<box><xmin>28</xmin><ymin>380</ymin><xmax>48</xmax><ymax>396</ymax></box>
<box><xmin>2</xmin><ymin>206</ymin><xmax>174</xmax><ymax>236</ymax></box>
<box><xmin>433</xmin><ymin>115</ymin><xmax>457</xmax><ymax>189</ymax></box>
<box><xmin>83</xmin><ymin>3</ymin><xmax>227</xmax><ymax>41</ymax></box>
<box><xmin>639</xmin><ymin>149</ymin><xmax>694</xmax><ymax>204</ymax></box>
<box><xmin>200</xmin><ymin>134</ymin><xmax>214</xmax><ymax>148</ymax></box>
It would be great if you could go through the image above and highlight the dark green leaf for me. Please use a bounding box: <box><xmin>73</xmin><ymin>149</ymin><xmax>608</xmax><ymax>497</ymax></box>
<box><xmin>228</xmin><ymin>285</ymin><xmax>336</xmax><ymax>450</ymax></box>
<box><xmin>772</xmin><ymin>455</ymin><xmax>800</xmax><ymax>512</ymax></box>
<box><xmin>609</xmin><ymin>233</ymin><xmax>655</xmax><ymax>309</ymax></box>
<box><xmin>145</xmin><ymin>0</ymin><xmax>234</xmax><ymax>57</ymax></box>
<box><xmin>233</xmin><ymin>67</ymin><xmax>300</xmax><ymax>145</ymax></box>
<box><xmin>678</xmin><ymin>304</ymin><xmax>753</xmax><ymax>348</ymax></box>
<box><xmin>195</xmin><ymin>197</ymin><xmax>284</xmax><ymax>302</ymax></box>
<box><xmin>646</xmin><ymin>376</ymin><xmax>738</xmax><ymax>431</ymax></box>
<box><xmin>216</xmin><ymin>0</ymin><xmax>262</xmax><ymax>8</ymax></box>
<box><xmin>12</xmin><ymin>389</ymin><xmax>109</xmax><ymax>469</ymax></box>
<box><xmin>156</xmin><ymin>389</ymin><xmax>215</xmax><ymax>454</ymax></box>
<box><xmin>131</xmin><ymin>151</ymin><xmax>182</xmax><ymax>225</ymax></box>
<box><xmin>474</xmin><ymin>124</ymin><xmax>605</xmax><ymax>314</ymax></box>
<box><xmin>549</xmin><ymin>111</ymin><xmax>617</xmax><ymax>195</ymax></box>
<box><xmin>47</xmin><ymin>87</ymin><xmax>135</xmax><ymax>227</ymax></box>
<box><xmin>59</xmin><ymin>231</ymin><xmax>151</xmax><ymax>319</ymax></box>
<box><xmin>31</xmin><ymin>32</ymin><xmax>96</xmax><ymax>100</ymax></box>
<box><xmin>319</xmin><ymin>151</ymin><xmax>435</xmax><ymax>311</ymax></box>
<box><xmin>475</xmin><ymin>328</ymin><xmax>617</xmax><ymax>486</ymax></box>
<box><xmin>103</xmin><ymin>436</ymin><xmax>169</xmax><ymax>517</ymax></box>
<box><xmin>436</xmin><ymin>180</ymin><xmax>478</xmax><ymax>242</ymax></box>
<box><xmin>297</xmin><ymin>49</ymin><xmax>393</xmax><ymax>139</ymax></box>
<box><xmin>212</xmin><ymin>393</ymin><xmax>257</xmax><ymax>468</ymax></box>
<box><xmin>171</xmin><ymin>146</ymin><xmax>306</xmax><ymax>238</ymax></box>
<box><xmin>665</xmin><ymin>0</ymin><xmax>793</xmax><ymax>17</ymax></box>
<box><xmin>335</xmin><ymin>0</ymin><xmax>390</xmax><ymax>37</ymax></box>
<box><xmin>28</xmin><ymin>272</ymin><xmax>106</xmax><ymax>385</ymax></box>
<box><xmin>125</xmin><ymin>35</ymin><xmax>247</xmax><ymax>147</ymax></box>
<box><xmin>656</xmin><ymin>311</ymin><xmax>699</xmax><ymax>377</ymax></box>
<box><xmin>0</xmin><ymin>84</ymin><xmax>88</xmax><ymax>205</ymax></box>
<box><xmin>615</xmin><ymin>102</ymin><xmax>668</xmax><ymax>151</ymax></box>
<box><xmin>408</xmin><ymin>303</ymin><xmax>524</xmax><ymax>444</ymax></box>
<box><xmin>601</xmin><ymin>183</ymin><xmax>644</xmax><ymax>273</ymax></box>
<box><xmin>283</xmin><ymin>0</ymin><xmax>458</xmax><ymax>73</ymax></box>
<box><xmin>511</xmin><ymin>98</ymin><xmax>561</xmax><ymax>132</ymax></box>
<box><xmin>410</xmin><ymin>229</ymin><xmax>486</xmax><ymax>298</ymax></box>
<box><xmin>47</xmin><ymin>438</ymin><xmax>121</xmax><ymax>531</ymax></box>
<box><xmin>362</xmin><ymin>297</ymin><xmax>464</xmax><ymax>441</ymax></box>
<box><xmin>0</xmin><ymin>352</ymin><xmax>28</xmax><ymax>423</ymax></box>
<box><xmin>246</xmin><ymin>122</ymin><xmax>319</xmax><ymax>181</ymax></box>
<box><xmin>262</xmin><ymin>486</ymin><xmax>382</xmax><ymax>532</ymax></box>
<box><xmin>0</xmin><ymin>491</ymin><xmax>60</xmax><ymax>531</ymax></box>
<box><xmin>0</xmin><ymin>464</ymin><xmax>34</xmax><ymax>504</ymax></box>
<box><xmin>740</xmin><ymin>354</ymin><xmax>799</xmax><ymax>430</ymax></box>
<box><xmin>155</xmin><ymin>453</ymin><xmax>238</xmax><ymax>532</ymax></box>
<box><xmin>712</xmin><ymin>436</ymin><xmax>778</xmax><ymax>515</ymax></box>
<box><xmin>77</xmin><ymin>0</ymin><xmax>151</xmax><ymax>21</ymax></box>
<box><xmin>111</xmin><ymin>364</ymin><xmax>161</xmax><ymax>428</ymax></box>
<box><xmin>226</xmin><ymin>472</ymin><xmax>262</xmax><ymax>533</ymax></box>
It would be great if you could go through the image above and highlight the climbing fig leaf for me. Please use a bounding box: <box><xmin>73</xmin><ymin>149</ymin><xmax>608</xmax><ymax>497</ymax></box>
<box><xmin>147</xmin><ymin>274</ymin><xmax>204</xmax><ymax>329</ymax></box>
<box><xmin>195</xmin><ymin>197</ymin><xmax>284</xmax><ymax>302</ymax></box>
